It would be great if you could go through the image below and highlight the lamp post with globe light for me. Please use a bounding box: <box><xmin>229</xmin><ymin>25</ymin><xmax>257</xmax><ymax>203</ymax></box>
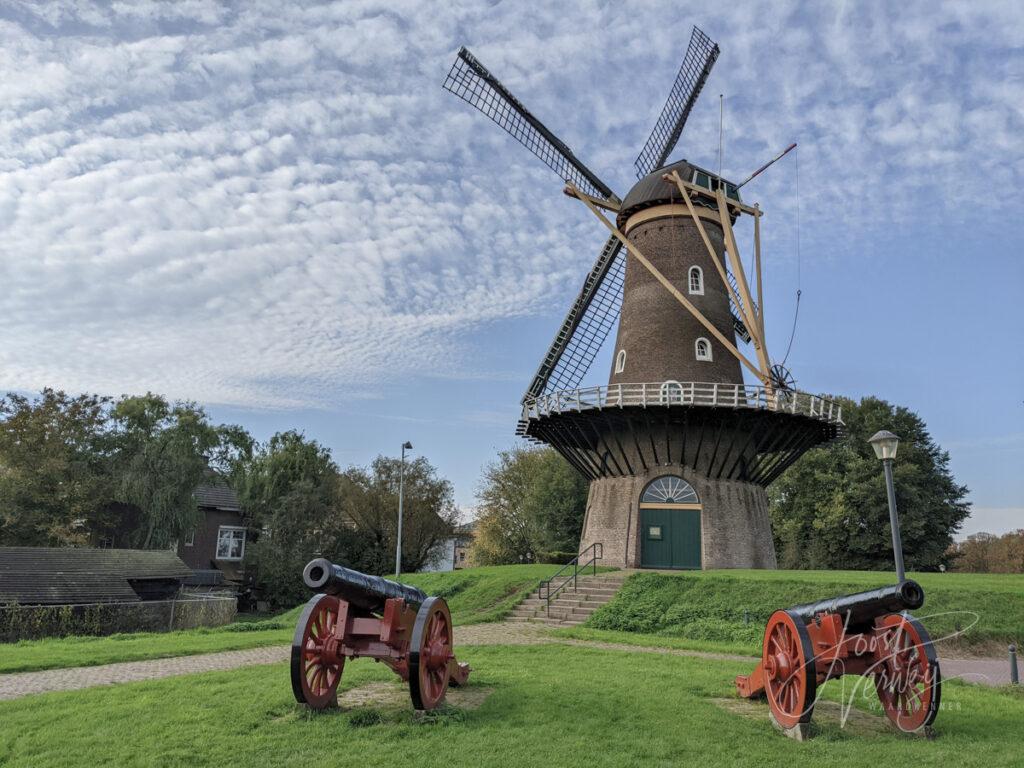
<box><xmin>869</xmin><ymin>430</ymin><xmax>905</xmax><ymax>582</ymax></box>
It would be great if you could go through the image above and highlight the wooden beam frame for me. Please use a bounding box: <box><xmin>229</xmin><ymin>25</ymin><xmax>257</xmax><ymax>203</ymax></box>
<box><xmin>562</xmin><ymin>185</ymin><xmax>620</xmax><ymax>213</ymax></box>
<box><xmin>668</xmin><ymin>176</ymin><xmax>762</xmax><ymax>217</ymax></box>
<box><xmin>714</xmin><ymin>187</ymin><xmax>772</xmax><ymax>388</ymax></box>
<box><xmin>753</xmin><ymin>203</ymin><xmax>766</xmax><ymax>349</ymax></box>
<box><xmin>565</xmin><ymin>182</ymin><xmax>764</xmax><ymax>383</ymax></box>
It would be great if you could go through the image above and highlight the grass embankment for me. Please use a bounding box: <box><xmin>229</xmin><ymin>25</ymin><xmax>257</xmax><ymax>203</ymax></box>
<box><xmin>576</xmin><ymin>569</ymin><xmax>1024</xmax><ymax>656</ymax></box>
<box><xmin>0</xmin><ymin>565</ymin><xmax>564</xmax><ymax>674</ymax></box>
<box><xmin>1</xmin><ymin>643</ymin><xmax>1022</xmax><ymax>767</ymax></box>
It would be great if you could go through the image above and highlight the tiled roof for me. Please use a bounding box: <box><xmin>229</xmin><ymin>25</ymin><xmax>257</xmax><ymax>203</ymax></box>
<box><xmin>194</xmin><ymin>475</ymin><xmax>241</xmax><ymax>511</ymax></box>
<box><xmin>0</xmin><ymin>547</ymin><xmax>192</xmax><ymax>606</ymax></box>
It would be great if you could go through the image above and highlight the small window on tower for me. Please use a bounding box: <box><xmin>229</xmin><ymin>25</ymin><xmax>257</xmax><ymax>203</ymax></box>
<box><xmin>615</xmin><ymin>349</ymin><xmax>626</xmax><ymax>374</ymax></box>
<box><xmin>695</xmin><ymin>338</ymin><xmax>712</xmax><ymax>362</ymax></box>
<box><xmin>688</xmin><ymin>266</ymin><xmax>704</xmax><ymax>295</ymax></box>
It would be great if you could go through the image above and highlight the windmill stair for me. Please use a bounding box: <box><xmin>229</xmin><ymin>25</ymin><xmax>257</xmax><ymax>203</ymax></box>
<box><xmin>506</xmin><ymin>572</ymin><xmax>628</xmax><ymax>627</ymax></box>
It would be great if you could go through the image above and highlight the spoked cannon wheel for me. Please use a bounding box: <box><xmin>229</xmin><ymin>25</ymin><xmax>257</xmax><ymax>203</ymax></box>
<box><xmin>873</xmin><ymin>614</ymin><xmax>941</xmax><ymax>732</ymax></box>
<box><xmin>408</xmin><ymin>596</ymin><xmax>453</xmax><ymax>710</ymax></box>
<box><xmin>761</xmin><ymin>609</ymin><xmax>817</xmax><ymax>729</ymax></box>
<box><xmin>291</xmin><ymin>594</ymin><xmax>345</xmax><ymax>709</ymax></box>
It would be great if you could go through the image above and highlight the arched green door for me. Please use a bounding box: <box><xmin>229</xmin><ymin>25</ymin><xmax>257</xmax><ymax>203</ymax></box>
<box><xmin>639</xmin><ymin>476</ymin><xmax>702</xmax><ymax>570</ymax></box>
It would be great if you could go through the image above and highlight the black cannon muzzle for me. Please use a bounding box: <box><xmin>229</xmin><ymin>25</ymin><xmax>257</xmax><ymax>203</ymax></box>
<box><xmin>302</xmin><ymin>558</ymin><xmax>428</xmax><ymax>614</ymax></box>
<box><xmin>789</xmin><ymin>579</ymin><xmax>925</xmax><ymax>632</ymax></box>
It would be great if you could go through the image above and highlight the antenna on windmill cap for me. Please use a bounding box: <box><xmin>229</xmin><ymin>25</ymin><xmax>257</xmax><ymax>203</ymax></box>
<box><xmin>737</xmin><ymin>142</ymin><xmax>797</xmax><ymax>189</ymax></box>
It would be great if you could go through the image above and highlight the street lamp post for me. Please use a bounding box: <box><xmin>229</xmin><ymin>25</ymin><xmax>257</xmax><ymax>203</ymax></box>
<box><xmin>869</xmin><ymin>430</ymin><xmax>905</xmax><ymax>582</ymax></box>
<box><xmin>395</xmin><ymin>441</ymin><xmax>413</xmax><ymax>579</ymax></box>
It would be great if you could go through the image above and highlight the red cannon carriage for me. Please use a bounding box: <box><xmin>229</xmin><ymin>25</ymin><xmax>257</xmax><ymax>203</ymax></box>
<box><xmin>291</xmin><ymin>558</ymin><xmax>470</xmax><ymax>711</ymax></box>
<box><xmin>735</xmin><ymin>580</ymin><xmax>941</xmax><ymax>734</ymax></box>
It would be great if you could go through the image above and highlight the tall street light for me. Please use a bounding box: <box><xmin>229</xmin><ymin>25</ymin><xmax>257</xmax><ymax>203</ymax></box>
<box><xmin>869</xmin><ymin>430</ymin><xmax>905</xmax><ymax>582</ymax></box>
<box><xmin>395</xmin><ymin>441</ymin><xmax>413</xmax><ymax>579</ymax></box>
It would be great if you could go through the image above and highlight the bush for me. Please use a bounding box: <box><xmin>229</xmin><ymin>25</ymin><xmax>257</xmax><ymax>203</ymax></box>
<box><xmin>536</xmin><ymin>550</ymin><xmax>579</xmax><ymax>564</ymax></box>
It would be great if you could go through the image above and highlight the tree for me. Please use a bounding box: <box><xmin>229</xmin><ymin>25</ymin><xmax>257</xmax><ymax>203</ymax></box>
<box><xmin>343</xmin><ymin>456</ymin><xmax>459</xmax><ymax>574</ymax></box>
<box><xmin>109</xmin><ymin>394</ymin><xmax>246</xmax><ymax>549</ymax></box>
<box><xmin>0</xmin><ymin>390</ymin><xmax>113</xmax><ymax>546</ymax></box>
<box><xmin>949</xmin><ymin>530</ymin><xmax>1024</xmax><ymax>573</ymax></box>
<box><xmin>472</xmin><ymin>446</ymin><xmax>588</xmax><ymax>565</ymax></box>
<box><xmin>769</xmin><ymin>396</ymin><xmax>970</xmax><ymax>571</ymax></box>
<box><xmin>236</xmin><ymin>431</ymin><xmax>372</xmax><ymax>607</ymax></box>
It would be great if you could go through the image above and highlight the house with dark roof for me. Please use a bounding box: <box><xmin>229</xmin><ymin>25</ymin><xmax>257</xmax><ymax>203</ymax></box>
<box><xmin>0</xmin><ymin>547</ymin><xmax>192</xmax><ymax>605</ymax></box>
<box><xmin>176</xmin><ymin>475</ymin><xmax>249</xmax><ymax>586</ymax></box>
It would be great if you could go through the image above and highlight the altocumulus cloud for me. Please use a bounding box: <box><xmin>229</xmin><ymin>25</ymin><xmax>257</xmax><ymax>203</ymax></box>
<box><xmin>0</xmin><ymin>1</ymin><xmax>1020</xmax><ymax>408</ymax></box>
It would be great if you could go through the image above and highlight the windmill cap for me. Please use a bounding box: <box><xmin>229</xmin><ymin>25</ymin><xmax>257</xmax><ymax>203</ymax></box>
<box><xmin>617</xmin><ymin>159</ymin><xmax>738</xmax><ymax>229</ymax></box>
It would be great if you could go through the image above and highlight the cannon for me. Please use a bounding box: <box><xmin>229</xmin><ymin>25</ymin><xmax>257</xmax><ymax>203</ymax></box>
<box><xmin>291</xmin><ymin>559</ymin><xmax>471</xmax><ymax>711</ymax></box>
<box><xmin>735</xmin><ymin>580</ymin><xmax>941</xmax><ymax>734</ymax></box>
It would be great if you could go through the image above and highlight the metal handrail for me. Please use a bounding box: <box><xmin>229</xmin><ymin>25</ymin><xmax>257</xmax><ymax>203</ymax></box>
<box><xmin>521</xmin><ymin>381</ymin><xmax>844</xmax><ymax>426</ymax></box>
<box><xmin>538</xmin><ymin>543</ymin><xmax>604</xmax><ymax>613</ymax></box>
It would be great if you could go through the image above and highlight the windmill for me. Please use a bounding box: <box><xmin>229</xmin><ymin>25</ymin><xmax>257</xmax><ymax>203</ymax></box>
<box><xmin>444</xmin><ymin>27</ymin><xmax>842</xmax><ymax>571</ymax></box>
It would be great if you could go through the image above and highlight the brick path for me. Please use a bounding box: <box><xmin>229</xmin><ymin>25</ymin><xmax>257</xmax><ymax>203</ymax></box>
<box><xmin>0</xmin><ymin>622</ymin><xmax>1014</xmax><ymax>702</ymax></box>
<box><xmin>0</xmin><ymin>646</ymin><xmax>289</xmax><ymax>701</ymax></box>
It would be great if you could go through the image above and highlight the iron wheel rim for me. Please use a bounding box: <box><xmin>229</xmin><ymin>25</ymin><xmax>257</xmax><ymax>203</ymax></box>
<box><xmin>290</xmin><ymin>593</ymin><xmax>344</xmax><ymax>709</ymax></box>
<box><xmin>408</xmin><ymin>596</ymin><xmax>452</xmax><ymax>710</ymax></box>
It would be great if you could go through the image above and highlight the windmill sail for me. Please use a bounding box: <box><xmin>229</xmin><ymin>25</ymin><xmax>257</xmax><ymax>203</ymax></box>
<box><xmin>443</xmin><ymin>34</ymin><xmax>734</xmax><ymax>402</ymax></box>
<box><xmin>523</xmin><ymin>236</ymin><xmax>625</xmax><ymax>401</ymax></box>
<box><xmin>634</xmin><ymin>26</ymin><xmax>720</xmax><ymax>178</ymax></box>
<box><xmin>443</xmin><ymin>47</ymin><xmax>616</xmax><ymax>202</ymax></box>
<box><xmin>524</xmin><ymin>28</ymin><xmax>721</xmax><ymax>399</ymax></box>
<box><xmin>630</xmin><ymin>28</ymin><xmax>752</xmax><ymax>340</ymax></box>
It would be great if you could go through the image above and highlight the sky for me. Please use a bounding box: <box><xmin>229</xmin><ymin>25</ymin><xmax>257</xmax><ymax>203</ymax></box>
<box><xmin>0</xmin><ymin>1</ymin><xmax>1021</xmax><ymax>537</ymax></box>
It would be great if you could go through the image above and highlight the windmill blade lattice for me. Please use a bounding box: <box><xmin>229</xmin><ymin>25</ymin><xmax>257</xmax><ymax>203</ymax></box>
<box><xmin>524</xmin><ymin>236</ymin><xmax>625</xmax><ymax>400</ymax></box>
<box><xmin>444</xmin><ymin>47</ymin><xmax>616</xmax><ymax>202</ymax></box>
<box><xmin>634</xmin><ymin>27</ymin><xmax>720</xmax><ymax>178</ymax></box>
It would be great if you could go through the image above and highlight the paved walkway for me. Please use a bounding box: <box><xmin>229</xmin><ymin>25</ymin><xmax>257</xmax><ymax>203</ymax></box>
<box><xmin>0</xmin><ymin>646</ymin><xmax>288</xmax><ymax>701</ymax></box>
<box><xmin>0</xmin><ymin>622</ymin><xmax>1015</xmax><ymax>702</ymax></box>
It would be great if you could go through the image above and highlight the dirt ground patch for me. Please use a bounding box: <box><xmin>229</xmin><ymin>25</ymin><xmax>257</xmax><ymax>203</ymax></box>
<box><xmin>712</xmin><ymin>697</ymin><xmax>933</xmax><ymax>739</ymax></box>
<box><xmin>339</xmin><ymin>681</ymin><xmax>494</xmax><ymax>711</ymax></box>
<box><xmin>454</xmin><ymin>622</ymin><xmax>555</xmax><ymax>645</ymax></box>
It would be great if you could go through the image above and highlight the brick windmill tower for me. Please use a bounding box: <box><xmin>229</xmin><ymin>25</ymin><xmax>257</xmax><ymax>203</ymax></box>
<box><xmin>444</xmin><ymin>28</ymin><xmax>842</xmax><ymax>569</ymax></box>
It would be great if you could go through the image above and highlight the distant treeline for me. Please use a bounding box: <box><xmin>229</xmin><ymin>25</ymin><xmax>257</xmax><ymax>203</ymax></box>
<box><xmin>948</xmin><ymin>530</ymin><xmax>1024</xmax><ymax>573</ymax></box>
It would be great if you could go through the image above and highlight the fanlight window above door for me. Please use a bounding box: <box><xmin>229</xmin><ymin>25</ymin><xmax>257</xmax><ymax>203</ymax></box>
<box><xmin>642</xmin><ymin>475</ymin><xmax>699</xmax><ymax>505</ymax></box>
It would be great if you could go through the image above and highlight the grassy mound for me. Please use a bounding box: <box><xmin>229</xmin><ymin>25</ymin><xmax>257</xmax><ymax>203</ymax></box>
<box><xmin>585</xmin><ymin>570</ymin><xmax>1024</xmax><ymax>655</ymax></box>
<box><xmin>399</xmin><ymin>563</ymin><xmax>605</xmax><ymax>625</ymax></box>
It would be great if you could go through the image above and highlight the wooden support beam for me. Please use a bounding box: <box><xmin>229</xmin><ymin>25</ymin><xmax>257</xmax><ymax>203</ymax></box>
<box><xmin>668</xmin><ymin>171</ymin><xmax>759</xmax><ymax>349</ymax></box>
<box><xmin>715</xmin><ymin>187</ymin><xmax>772</xmax><ymax>387</ymax></box>
<box><xmin>563</xmin><ymin>185</ymin><xmax>620</xmax><ymax>213</ymax></box>
<box><xmin>664</xmin><ymin>176</ymin><xmax>762</xmax><ymax>217</ymax></box>
<box><xmin>753</xmin><ymin>204</ymin><xmax>766</xmax><ymax>349</ymax></box>
<box><xmin>566</xmin><ymin>181</ymin><xmax>764</xmax><ymax>382</ymax></box>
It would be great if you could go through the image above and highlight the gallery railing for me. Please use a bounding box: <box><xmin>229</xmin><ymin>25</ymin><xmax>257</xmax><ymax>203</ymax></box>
<box><xmin>521</xmin><ymin>382</ymin><xmax>843</xmax><ymax>425</ymax></box>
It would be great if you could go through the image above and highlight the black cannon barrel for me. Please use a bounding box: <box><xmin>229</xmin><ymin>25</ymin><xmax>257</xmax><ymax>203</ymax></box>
<box><xmin>789</xmin><ymin>580</ymin><xmax>925</xmax><ymax>631</ymax></box>
<box><xmin>302</xmin><ymin>558</ymin><xmax>428</xmax><ymax>614</ymax></box>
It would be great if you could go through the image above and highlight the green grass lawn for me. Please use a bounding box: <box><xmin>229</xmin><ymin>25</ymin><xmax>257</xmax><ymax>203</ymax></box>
<box><xmin>585</xmin><ymin>570</ymin><xmax>1024</xmax><ymax>656</ymax></box>
<box><xmin>0</xmin><ymin>565</ymin><xmax>569</xmax><ymax>674</ymax></box>
<box><xmin>555</xmin><ymin>625</ymin><xmax>759</xmax><ymax>657</ymax></box>
<box><xmin>1</xmin><ymin>642</ymin><xmax>1021</xmax><ymax>767</ymax></box>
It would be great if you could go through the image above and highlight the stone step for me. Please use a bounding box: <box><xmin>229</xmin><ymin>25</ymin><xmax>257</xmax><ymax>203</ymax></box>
<box><xmin>505</xmin><ymin>569</ymin><xmax>627</xmax><ymax>628</ymax></box>
<box><xmin>507</xmin><ymin>606</ymin><xmax>540</xmax><ymax>618</ymax></box>
<box><xmin>520</xmin><ymin>589</ymin><xmax>616</xmax><ymax>605</ymax></box>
